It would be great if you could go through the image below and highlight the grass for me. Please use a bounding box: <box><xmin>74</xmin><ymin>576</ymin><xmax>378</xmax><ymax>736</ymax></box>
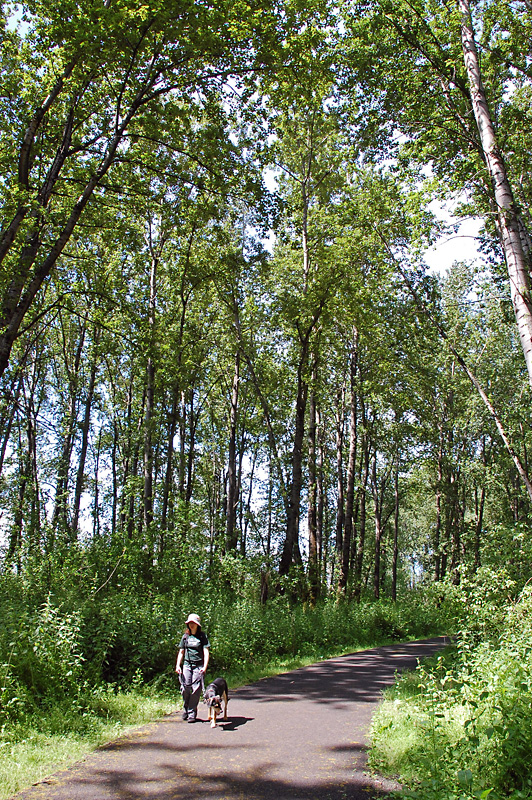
<box><xmin>0</xmin><ymin>691</ymin><xmax>176</xmax><ymax>800</ymax></box>
<box><xmin>0</xmin><ymin>637</ymin><xmax>404</xmax><ymax>800</ymax></box>
<box><xmin>368</xmin><ymin>657</ymin><xmax>467</xmax><ymax>789</ymax></box>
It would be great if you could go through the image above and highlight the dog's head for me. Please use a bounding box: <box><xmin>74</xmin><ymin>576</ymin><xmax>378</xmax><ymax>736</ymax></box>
<box><xmin>204</xmin><ymin>691</ymin><xmax>222</xmax><ymax>709</ymax></box>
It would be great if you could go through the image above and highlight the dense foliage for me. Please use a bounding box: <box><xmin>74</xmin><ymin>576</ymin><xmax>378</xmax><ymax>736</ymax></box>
<box><xmin>371</xmin><ymin>573</ymin><xmax>532</xmax><ymax>799</ymax></box>
<box><xmin>1</xmin><ymin>0</ymin><xmax>532</xmax><ymax>796</ymax></box>
<box><xmin>0</xmin><ymin>566</ymin><xmax>445</xmax><ymax>728</ymax></box>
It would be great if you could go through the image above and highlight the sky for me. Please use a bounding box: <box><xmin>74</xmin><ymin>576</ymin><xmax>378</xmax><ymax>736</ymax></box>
<box><xmin>424</xmin><ymin>202</ymin><xmax>485</xmax><ymax>276</ymax></box>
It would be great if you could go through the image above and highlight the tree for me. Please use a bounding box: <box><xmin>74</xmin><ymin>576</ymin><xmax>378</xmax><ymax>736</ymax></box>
<box><xmin>341</xmin><ymin>0</ymin><xmax>532</xmax><ymax>389</ymax></box>
<box><xmin>0</xmin><ymin>0</ymin><xmax>284</xmax><ymax>378</ymax></box>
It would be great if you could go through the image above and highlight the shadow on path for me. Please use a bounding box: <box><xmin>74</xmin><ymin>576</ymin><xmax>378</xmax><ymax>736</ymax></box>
<box><xmin>13</xmin><ymin>636</ymin><xmax>450</xmax><ymax>800</ymax></box>
<box><xmin>235</xmin><ymin>636</ymin><xmax>451</xmax><ymax>707</ymax></box>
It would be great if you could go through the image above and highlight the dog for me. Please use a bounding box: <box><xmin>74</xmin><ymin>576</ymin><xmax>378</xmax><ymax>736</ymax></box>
<box><xmin>203</xmin><ymin>677</ymin><xmax>229</xmax><ymax>728</ymax></box>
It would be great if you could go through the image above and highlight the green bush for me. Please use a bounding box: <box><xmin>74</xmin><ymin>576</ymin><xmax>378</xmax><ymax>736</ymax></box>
<box><xmin>0</xmin><ymin>597</ymin><xmax>84</xmax><ymax>723</ymax></box>
<box><xmin>205</xmin><ymin>592</ymin><xmax>445</xmax><ymax>672</ymax></box>
<box><xmin>370</xmin><ymin>582</ymin><xmax>532</xmax><ymax>800</ymax></box>
<box><xmin>79</xmin><ymin>594</ymin><xmax>183</xmax><ymax>684</ymax></box>
<box><xmin>0</xmin><ymin>564</ymin><xmax>447</xmax><ymax>731</ymax></box>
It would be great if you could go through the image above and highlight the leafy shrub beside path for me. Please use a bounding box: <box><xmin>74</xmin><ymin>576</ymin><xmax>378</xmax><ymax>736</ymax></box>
<box><xmin>370</xmin><ymin>575</ymin><xmax>532</xmax><ymax>800</ymax></box>
<box><xmin>0</xmin><ymin>578</ymin><xmax>446</xmax><ymax>729</ymax></box>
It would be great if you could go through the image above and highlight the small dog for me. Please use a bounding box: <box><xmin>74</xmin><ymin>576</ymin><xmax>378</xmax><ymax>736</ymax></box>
<box><xmin>203</xmin><ymin>677</ymin><xmax>229</xmax><ymax>728</ymax></box>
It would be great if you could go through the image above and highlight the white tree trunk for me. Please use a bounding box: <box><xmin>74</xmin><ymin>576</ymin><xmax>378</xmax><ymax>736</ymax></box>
<box><xmin>459</xmin><ymin>0</ymin><xmax>532</xmax><ymax>388</ymax></box>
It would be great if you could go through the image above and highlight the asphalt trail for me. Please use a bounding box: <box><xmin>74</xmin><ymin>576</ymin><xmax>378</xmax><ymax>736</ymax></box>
<box><xmin>13</xmin><ymin>637</ymin><xmax>450</xmax><ymax>800</ymax></box>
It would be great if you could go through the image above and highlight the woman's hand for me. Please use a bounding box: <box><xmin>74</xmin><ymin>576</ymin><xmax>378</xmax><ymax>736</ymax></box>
<box><xmin>176</xmin><ymin>648</ymin><xmax>184</xmax><ymax>675</ymax></box>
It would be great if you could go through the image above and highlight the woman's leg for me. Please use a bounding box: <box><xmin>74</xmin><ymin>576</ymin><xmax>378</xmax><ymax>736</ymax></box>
<box><xmin>181</xmin><ymin>665</ymin><xmax>193</xmax><ymax>718</ymax></box>
<box><xmin>186</xmin><ymin>667</ymin><xmax>203</xmax><ymax>720</ymax></box>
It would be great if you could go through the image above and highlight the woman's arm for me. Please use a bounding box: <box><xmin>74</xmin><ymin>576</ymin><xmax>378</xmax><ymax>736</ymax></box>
<box><xmin>175</xmin><ymin>648</ymin><xmax>184</xmax><ymax>673</ymax></box>
<box><xmin>201</xmin><ymin>647</ymin><xmax>209</xmax><ymax>673</ymax></box>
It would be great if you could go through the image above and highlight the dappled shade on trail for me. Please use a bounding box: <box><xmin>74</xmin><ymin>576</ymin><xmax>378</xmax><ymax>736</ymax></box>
<box><xmin>13</xmin><ymin>638</ymin><xmax>449</xmax><ymax>800</ymax></box>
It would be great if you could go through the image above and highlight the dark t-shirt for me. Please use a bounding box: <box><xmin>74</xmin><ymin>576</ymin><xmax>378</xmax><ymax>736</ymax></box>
<box><xmin>179</xmin><ymin>630</ymin><xmax>210</xmax><ymax>666</ymax></box>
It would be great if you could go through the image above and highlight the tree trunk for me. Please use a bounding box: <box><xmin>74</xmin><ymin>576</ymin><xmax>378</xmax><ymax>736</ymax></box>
<box><xmin>128</xmin><ymin>387</ymin><xmax>146</xmax><ymax>540</ymax></box>
<box><xmin>185</xmin><ymin>389</ymin><xmax>197</xmax><ymax>505</ymax></box>
<box><xmin>279</xmin><ymin>366</ymin><xmax>308</xmax><ymax>576</ymax></box>
<box><xmin>27</xmin><ymin>406</ymin><xmax>40</xmax><ymax>553</ymax></box>
<box><xmin>353</xmin><ymin>431</ymin><xmax>370</xmax><ymax>602</ymax></box>
<box><xmin>242</xmin><ymin>448</ymin><xmax>257</xmax><ymax>557</ymax></box>
<box><xmin>226</xmin><ymin>350</ymin><xmax>240</xmax><ymax>552</ymax></box>
<box><xmin>120</xmin><ymin>375</ymin><xmax>133</xmax><ymax>534</ymax></box>
<box><xmin>459</xmin><ymin>0</ymin><xmax>532</xmax><ymax>389</ymax></box>
<box><xmin>450</xmin><ymin>473</ymin><xmax>465</xmax><ymax>585</ymax></box>
<box><xmin>474</xmin><ymin>484</ymin><xmax>485</xmax><ymax>570</ymax></box>
<box><xmin>8</xmin><ymin>425</ymin><xmax>28</xmax><ymax>570</ymax></box>
<box><xmin>52</xmin><ymin>321</ymin><xmax>86</xmax><ymax>538</ymax></box>
<box><xmin>473</xmin><ymin>437</ymin><xmax>489</xmax><ymax>569</ymax></box>
<box><xmin>307</xmin><ymin>370</ymin><xmax>319</xmax><ymax>604</ymax></box>
<box><xmin>111</xmin><ymin>419</ymin><xmax>118</xmax><ymax>540</ymax></box>
<box><xmin>178</xmin><ymin>389</ymin><xmax>187</xmax><ymax>499</ymax></box>
<box><xmin>434</xmin><ymin>421</ymin><xmax>445</xmax><ymax>581</ymax></box>
<box><xmin>338</xmin><ymin>332</ymin><xmax>358</xmax><ymax>596</ymax></box>
<box><xmin>333</xmin><ymin>386</ymin><xmax>345</xmax><ymax>586</ymax></box>
<box><xmin>93</xmin><ymin>429</ymin><xmax>102</xmax><ymax>538</ymax></box>
<box><xmin>391</xmin><ymin>464</ymin><xmax>399</xmax><ymax>601</ymax></box>
<box><xmin>237</xmin><ymin>425</ymin><xmax>246</xmax><ymax>548</ymax></box>
<box><xmin>316</xmin><ymin>408</ymin><xmax>325</xmax><ymax>588</ymax></box>
<box><xmin>143</xmin><ymin>254</ymin><xmax>157</xmax><ymax>541</ymax></box>
<box><xmin>0</xmin><ymin>373</ymin><xmax>23</xmax><ymax>476</ymax></box>
<box><xmin>161</xmin><ymin>384</ymin><xmax>180</xmax><ymax>538</ymax></box>
<box><xmin>72</xmin><ymin>335</ymin><xmax>99</xmax><ymax>538</ymax></box>
<box><xmin>372</xmin><ymin>452</ymin><xmax>383</xmax><ymax>600</ymax></box>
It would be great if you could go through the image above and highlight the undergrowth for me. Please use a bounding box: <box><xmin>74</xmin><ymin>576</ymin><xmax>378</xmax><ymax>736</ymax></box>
<box><xmin>0</xmin><ymin>573</ymin><xmax>447</xmax><ymax>799</ymax></box>
<box><xmin>369</xmin><ymin>568</ymin><xmax>532</xmax><ymax>800</ymax></box>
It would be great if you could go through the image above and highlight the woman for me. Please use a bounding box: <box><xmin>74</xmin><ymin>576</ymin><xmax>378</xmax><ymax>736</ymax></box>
<box><xmin>175</xmin><ymin>612</ymin><xmax>210</xmax><ymax>722</ymax></box>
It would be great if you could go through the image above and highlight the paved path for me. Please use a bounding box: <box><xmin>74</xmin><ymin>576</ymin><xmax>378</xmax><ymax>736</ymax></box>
<box><xmin>13</xmin><ymin>637</ymin><xmax>449</xmax><ymax>800</ymax></box>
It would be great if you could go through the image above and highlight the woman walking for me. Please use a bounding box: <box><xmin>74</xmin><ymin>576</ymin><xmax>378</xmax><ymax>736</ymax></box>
<box><xmin>175</xmin><ymin>613</ymin><xmax>210</xmax><ymax>722</ymax></box>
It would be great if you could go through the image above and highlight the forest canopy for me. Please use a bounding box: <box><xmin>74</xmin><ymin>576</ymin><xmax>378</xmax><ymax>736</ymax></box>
<box><xmin>0</xmin><ymin>0</ymin><xmax>531</xmax><ymax>605</ymax></box>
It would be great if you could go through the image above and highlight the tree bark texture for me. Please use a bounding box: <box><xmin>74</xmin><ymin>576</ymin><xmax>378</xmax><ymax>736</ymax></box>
<box><xmin>143</xmin><ymin>254</ymin><xmax>158</xmax><ymax>540</ymax></box>
<box><xmin>459</xmin><ymin>0</ymin><xmax>532</xmax><ymax>389</ymax></box>
<box><xmin>391</xmin><ymin>464</ymin><xmax>399</xmax><ymax>602</ymax></box>
<box><xmin>279</xmin><ymin>368</ymin><xmax>308</xmax><ymax>576</ymax></box>
<box><xmin>353</xmin><ymin>431</ymin><xmax>370</xmax><ymax>602</ymax></box>
<box><xmin>371</xmin><ymin>451</ymin><xmax>383</xmax><ymax>600</ymax></box>
<box><xmin>334</xmin><ymin>386</ymin><xmax>345</xmax><ymax>586</ymax></box>
<box><xmin>307</xmin><ymin>378</ymin><xmax>319</xmax><ymax>604</ymax></box>
<box><xmin>338</xmin><ymin>331</ymin><xmax>358</xmax><ymax>596</ymax></box>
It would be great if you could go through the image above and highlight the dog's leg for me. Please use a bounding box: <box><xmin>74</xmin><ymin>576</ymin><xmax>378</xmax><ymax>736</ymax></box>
<box><xmin>207</xmin><ymin>706</ymin><xmax>212</xmax><ymax>723</ymax></box>
<box><xmin>222</xmin><ymin>691</ymin><xmax>228</xmax><ymax>720</ymax></box>
<box><xmin>210</xmin><ymin>707</ymin><xmax>217</xmax><ymax>728</ymax></box>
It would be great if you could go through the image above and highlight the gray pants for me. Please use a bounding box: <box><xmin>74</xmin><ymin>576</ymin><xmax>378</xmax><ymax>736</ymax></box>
<box><xmin>181</xmin><ymin>665</ymin><xmax>203</xmax><ymax>718</ymax></box>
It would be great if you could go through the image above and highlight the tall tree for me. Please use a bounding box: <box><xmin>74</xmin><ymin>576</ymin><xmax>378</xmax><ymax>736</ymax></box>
<box><xmin>0</xmin><ymin>0</ymin><xmax>285</xmax><ymax>378</ymax></box>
